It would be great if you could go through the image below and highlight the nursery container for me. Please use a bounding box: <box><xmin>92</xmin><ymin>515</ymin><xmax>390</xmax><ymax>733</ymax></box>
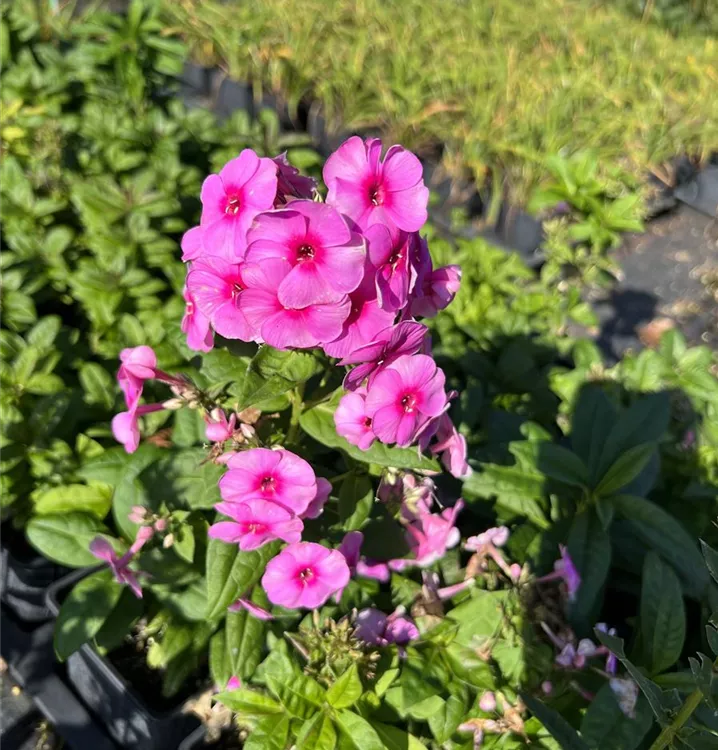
<box><xmin>0</xmin><ymin>525</ymin><xmax>66</xmax><ymax>622</ymax></box>
<box><xmin>494</xmin><ymin>203</ymin><xmax>545</xmax><ymax>267</ymax></box>
<box><xmin>178</xmin><ymin>726</ymin><xmax>243</xmax><ymax>750</ymax></box>
<box><xmin>46</xmin><ymin>571</ymin><xmax>201</xmax><ymax>750</ymax></box>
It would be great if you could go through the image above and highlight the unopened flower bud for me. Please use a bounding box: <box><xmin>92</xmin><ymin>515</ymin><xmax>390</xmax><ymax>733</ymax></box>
<box><xmin>239</xmin><ymin>423</ymin><xmax>256</xmax><ymax>439</ymax></box>
<box><xmin>128</xmin><ymin>506</ymin><xmax>147</xmax><ymax>524</ymax></box>
<box><xmin>162</xmin><ymin>397</ymin><xmax>184</xmax><ymax>411</ymax></box>
<box><xmin>153</xmin><ymin>518</ymin><xmax>168</xmax><ymax>532</ymax></box>
<box><xmin>479</xmin><ymin>692</ymin><xmax>496</xmax><ymax>712</ymax></box>
<box><xmin>541</xmin><ymin>681</ymin><xmax>553</xmax><ymax>695</ymax></box>
<box><xmin>163</xmin><ymin>533</ymin><xmax>175</xmax><ymax>549</ymax></box>
<box><xmin>509</xmin><ymin>563</ymin><xmax>522</xmax><ymax>582</ymax></box>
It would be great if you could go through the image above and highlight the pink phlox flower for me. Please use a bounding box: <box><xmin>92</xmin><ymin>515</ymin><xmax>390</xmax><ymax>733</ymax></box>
<box><xmin>186</xmin><ymin>256</ymin><xmax>257</xmax><ymax>342</ymax></box>
<box><xmin>609</xmin><ymin>678</ymin><xmax>639</xmax><ymax>719</ymax></box>
<box><xmin>340</xmin><ymin>320</ymin><xmax>428</xmax><ymax>392</ymax></box>
<box><xmin>430</xmin><ymin>413</ymin><xmax>471</xmax><ymax>478</ymax></box>
<box><xmin>422</xmin><ymin>571</ymin><xmax>475</xmax><ymax>601</ymax></box>
<box><xmin>555</xmin><ymin>545</ymin><xmax>581</xmax><ymax>600</ymax></box>
<box><xmin>393</xmin><ymin>499</ymin><xmax>463</xmax><ymax>569</ymax></box>
<box><xmin>209</xmin><ymin>498</ymin><xmax>303</xmax><ymax>551</ymax></box>
<box><xmin>199</xmin><ymin>149</ymin><xmax>277</xmax><ymax>259</ymax></box>
<box><xmin>465</xmin><ymin>526</ymin><xmax>510</xmax><ymax>551</ymax></box>
<box><xmin>205</xmin><ymin>408</ymin><xmax>237</xmax><ymax>443</ymax></box>
<box><xmin>219</xmin><ymin>447</ymin><xmax>317</xmax><ymax>517</ymax></box>
<box><xmin>273</xmin><ymin>152</ymin><xmax>318</xmax><ymax>205</ymax></box>
<box><xmin>335</xmin><ymin>531</ymin><xmax>390</xmax><ymax>590</ymax></box>
<box><xmin>355</xmin><ymin>559</ymin><xmax>390</xmax><ymax>582</ymax></box>
<box><xmin>180</xmin><ymin>225</ymin><xmax>205</xmax><ymax>262</ymax></box>
<box><xmin>301</xmin><ymin>477</ymin><xmax>332</xmax><ymax>520</ymax></box>
<box><xmin>323</xmin><ymin>137</ymin><xmax>429</xmax><ymax>234</ymax></box>
<box><xmin>112</xmin><ymin>403</ymin><xmax>165</xmax><ymax>453</ymax></box>
<box><xmin>354</xmin><ymin>607</ymin><xmax>419</xmax><ymax>647</ymax></box>
<box><xmin>365</xmin><ymin>353</ymin><xmax>447</xmax><ymax>447</ymax></box>
<box><xmin>364</xmin><ymin>225</ymin><xmax>421</xmax><ymax>312</ymax></box>
<box><xmin>239</xmin><ymin>259</ymin><xmax>351</xmax><ymax>350</ymax></box>
<box><xmin>595</xmin><ymin>622</ymin><xmax>618</xmax><ymax>674</ymax></box>
<box><xmin>334</xmin><ymin>389</ymin><xmax>376</xmax><ymax>451</ymax></box>
<box><xmin>181</xmin><ymin>285</ymin><xmax>214</xmax><ymax>352</ymax></box>
<box><xmin>410</xmin><ymin>263</ymin><xmax>462</xmax><ymax>319</ymax></box>
<box><xmin>89</xmin><ymin>536</ymin><xmax>143</xmax><ymax>599</ymax></box>
<box><xmin>226</xmin><ymin>676</ymin><xmax>241</xmax><ymax>691</ymax></box>
<box><xmin>261</xmin><ymin>542</ymin><xmax>351</xmax><ymax>609</ymax></box>
<box><xmin>118</xmin><ymin>346</ymin><xmax>157</xmax><ymax>409</ymax></box>
<box><xmin>228</xmin><ymin>597</ymin><xmax>275</xmax><ymax>621</ymax></box>
<box><xmin>245</xmin><ymin>200</ymin><xmax>365</xmax><ymax>308</ymax></box>
<box><xmin>128</xmin><ymin>505</ymin><xmax>147</xmax><ymax>524</ymax></box>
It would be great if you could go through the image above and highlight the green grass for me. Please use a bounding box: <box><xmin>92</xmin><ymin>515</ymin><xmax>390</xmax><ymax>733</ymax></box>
<box><xmin>165</xmin><ymin>0</ymin><xmax>718</xmax><ymax>205</ymax></box>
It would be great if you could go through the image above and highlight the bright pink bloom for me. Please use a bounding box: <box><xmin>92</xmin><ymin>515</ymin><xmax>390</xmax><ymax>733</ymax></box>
<box><xmin>338</xmin><ymin>531</ymin><xmax>390</xmax><ymax>585</ymax></box>
<box><xmin>365</xmin><ymin>354</ymin><xmax>447</xmax><ymax>447</ymax></box>
<box><xmin>228</xmin><ymin>597</ymin><xmax>274</xmax><ymax>621</ymax></box>
<box><xmin>209</xmin><ymin>498</ymin><xmax>303</xmax><ymax>551</ymax></box>
<box><xmin>199</xmin><ymin>149</ymin><xmax>277</xmax><ymax>259</ymax></box>
<box><xmin>261</xmin><ymin>542</ymin><xmax>351</xmax><ymax>609</ymax></box>
<box><xmin>410</xmin><ymin>264</ymin><xmax>462</xmax><ymax>318</ymax></box>
<box><xmin>323</xmin><ymin>137</ymin><xmax>429</xmax><ymax>234</ymax></box>
<box><xmin>219</xmin><ymin>448</ymin><xmax>317</xmax><ymax>517</ymax></box>
<box><xmin>180</xmin><ymin>225</ymin><xmax>205</xmax><ymax>262</ymax></box>
<box><xmin>240</xmin><ymin>259</ymin><xmax>350</xmax><ymax>350</ymax></box>
<box><xmin>354</xmin><ymin>608</ymin><xmax>419</xmax><ymax>647</ymax></box>
<box><xmin>273</xmin><ymin>153</ymin><xmax>317</xmax><ymax>205</ymax></box>
<box><xmin>112</xmin><ymin>404</ymin><xmax>164</xmax><ymax>453</ymax></box>
<box><xmin>205</xmin><ymin>408</ymin><xmax>237</xmax><ymax>443</ymax></box>
<box><xmin>245</xmin><ymin>201</ymin><xmax>365</xmax><ymax>308</ymax></box>
<box><xmin>89</xmin><ymin>536</ymin><xmax>143</xmax><ymax>598</ymax></box>
<box><xmin>118</xmin><ymin>346</ymin><xmax>157</xmax><ymax>409</ymax></box>
<box><xmin>430</xmin><ymin>414</ymin><xmax>471</xmax><ymax>478</ymax></box>
<box><xmin>186</xmin><ymin>256</ymin><xmax>256</xmax><ymax>342</ymax></box>
<box><xmin>393</xmin><ymin>500</ymin><xmax>463</xmax><ymax>568</ymax></box>
<box><xmin>226</xmin><ymin>676</ymin><xmax>241</xmax><ymax>690</ymax></box>
<box><xmin>334</xmin><ymin>390</ymin><xmax>376</xmax><ymax>450</ymax></box>
<box><xmin>356</xmin><ymin>559</ymin><xmax>390</xmax><ymax>582</ymax></box>
<box><xmin>301</xmin><ymin>478</ymin><xmax>332</xmax><ymax>520</ymax></box>
<box><xmin>182</xmin><ymin>286</ymin><xmax>214</xmax><ymax>352</ymax></box>
<box><xmin>341</xmin><ymin>320</ymin><xmax>428</xmax><ymax>391</ymax></box>
<box><xmin>364</xmin><ymin>225</ymin><xmax>420</xmax><ymax>312</ymax></box>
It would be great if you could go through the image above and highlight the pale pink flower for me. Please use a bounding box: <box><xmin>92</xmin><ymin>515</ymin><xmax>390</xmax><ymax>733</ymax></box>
<box><xmin>199</xmin><ymin>149</ymin><xmax>277</xmax><ymax>259</ymax></box>
<box><xmin>273</xmin><ymin>152</ymin><xmax>317</xmax><ymax>205</ymax></box>
<box><xmin>240</xmin><ymin>259</ymin><xmax>350</xmax><ymax>350</ymax></box>
<box><xmin>341</xmin><ymin>321</ymin><xmax>428</xmax><ymax>392</ymax></box>
<box><xmin>430</xmin><ymin>414</ymin><xmax>471</xmax><ymax>478</ymax></box>
<box><xmin>301</xmin><ymin>478</ymin><xmax>332</xmax><ymax>520</ymax></box>
<box><xmin>89</xmin><ymin>536</ymin><xmax>144</xmax><ymax>598</ymax></box>
<box><xmin>410</xmin><ymin>264</ymin><xmax>462</xmax><ymax>318</ymax></box>
<box><xmin>245</xmin><ymin>201</ymin><xmax>365</xmax><ymax>308</ymax></box>
<box><xmin>185</xmin><ymin>256</ymin><xmax>256</xmax><ymax>342</ymax></box>
<box><xmin>111</xmin><ymin>404</ymin><xmax>164</xmax><ymax>453</ymax></box>
<box><xmin>323</xmin><ymin>137</ymin><xmax>429</xmax><ymax>234</ymax></box>
<box><xmin>205</xmin><ymin>408</ymin><xmax>237</xmax><ymax>443</ymax></box>
<box><xmin>334</xmin><ymin>390</ymin><xmax>376</xmax><ymax>450</ymax></box>
<box><xmin>465</xmin><ymin>526</ymin><xmax>510</xmax><ymax>551</ymax></box>
<box><xmin>392</xmin><ymin>500</ymin><xmax>463</xmax><ymax>569</ymax></box>
<box><xmin>209</xmin><ymin>498</ymin><xmax>303</xmax><ymax>550</ymax></box>
<box><xmin>228</xmin><ymin>597</ymin><xmax>274</xmax><ymax>621</ymax></box>
<box><xmin>261</xmin><ymin>542</ymin><xmax>350</xmax><ymax>609</ymax></box>
<box><xmin>118</xmin><ymin>346</ymin><xmax>157</xmax><ymax>409</ymax></box>
<box><xmin>364</xmin><ymin>225</ymin><xmax>420</xmax><ymax>312</ymax></box>
<box><xmin>479</xmin><ymin>692</ymin><xmax>496</xmax><ymax>712</ymax></box>
<box><xmin>365</xmin><ymin>354</ymin><xmax>447</xmax><ymax>447</ymax></box>
<box><xmin>219</xmin><ymin>448</ymin><xmax>317</xmax><ymax>517</ymax></box>
<box><xmin>128</xmin><ymin>505</ymin><xmax>147</xmax><ymax>524</ymax></box>
<box><xmin>181</xmin><ymin>286</ymin><xmax>214</xmax><ymax>352</ymax></box>
<box><xmin>354</xmin><ymin>607</ymin><xmax>419</xmax><ymax>647</ymax></box>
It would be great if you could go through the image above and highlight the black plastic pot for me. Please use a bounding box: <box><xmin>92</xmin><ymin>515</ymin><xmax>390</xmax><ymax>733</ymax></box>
<box><xmin>46</xmin><ymin>571</ymin><xmax>200</xmax><ymax>750</ymax></box>
<box><xmin>0</xmin><ymin>525</ymin><xmax>66</xmax><ymax>622</ymax></box>
<box><xmin>675</xmin><ymin>165</ymin><xmax>718</xmax><ymax>219</ymax></box>
<box><xmin>178</xmin><ymin>726</ymin><xmax>243</xmax><ymax>750</ymax></box>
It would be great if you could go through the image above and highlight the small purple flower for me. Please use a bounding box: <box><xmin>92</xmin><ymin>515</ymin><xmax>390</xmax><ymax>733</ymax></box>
<box><xmin>555</xmin><ymin>545</ymin><xmax>581</xmax><ymax>600</ymax></box>
<box><xmin>354</xmin><ymin>607</ymin><xmax>419</xmax><ymax>647</ymax></box>
<box><xmin>89</xmin><ymin>537</ymin><xmax>144</xmax><ymax>599</ymax></box>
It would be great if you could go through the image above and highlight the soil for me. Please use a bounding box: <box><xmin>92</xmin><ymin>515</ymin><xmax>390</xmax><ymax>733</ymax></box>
<box><xmin>108</xmin><ymin>625</ymin><xmax>209</xmax><ymax>715</ymax></box>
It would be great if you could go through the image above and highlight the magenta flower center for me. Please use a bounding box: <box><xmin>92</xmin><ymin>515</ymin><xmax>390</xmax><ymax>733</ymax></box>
<box><xmin>368</xmin><ymin>182</ymin><xmax>385</xmax><ymax>206</ymax></box>
<box><xmin>225</xmin><ymin>195</ymin><xmax>241</xmax><ymax>215</ymax></box>
<box><xmin>400</xmin><ymin>392</ymin><xmax>418</xmax><ymax>413</ymax></box>
<box><xmin>185</xmin><ymin>300</ymin><xmax>194</xmax><ymax>315</ymax></box>
<box><xmin>298</xmin><ymin>567</ymin><xmax>314</xmax><ymax>583</ymax></box>
<box><xmin>260</xmin><ymin>475</ymin><xmax>276</xmax><ymax>492</ymax></box>
<box><xmin>363</xmin><ymin>416</ymin><xmax>372</xmax><ymax>428</ymax></box>
<box><xmin>388</xmin><ymin>247</ymin><xmax>404</xmax><ymax>267</ymax></box>
<box><xmin>248</xmin><ymin>523</ymin><xmax>267</xmax><ymax>534</ymax></box>
<box><xmin>296</xmin><ymin>244</ymin><xmax>316</xmax><ymax>262</ymax></box>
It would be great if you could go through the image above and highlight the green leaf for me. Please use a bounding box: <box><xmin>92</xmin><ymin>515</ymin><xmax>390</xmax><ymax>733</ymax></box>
<box><xmin>613</xmin><ymin>495</ymin><xmax>708</xmax><ymax>598</ymax></box>
<box><xmin>27</xmin><ymin>512</ymin><xmax>110</xmax><ymax>567</ymax></box>
<box><xmin>700</xmin><ymin>540</ymin><xmax>718</xmax><ymax>585</ymax></box>
<box><xmin>580</xmin><ymin>684</ymin><xmax>652</xmax><ymax>750</ymax></box>
<box><xmin>296</xmin><ymin>711</ymin><xmax>337</xmax><ymax>750</ymax></box>
<box><xmin>205</xmin><ymin>539</ymin><xmax>279</xmax><ymax>620</ymax></box>
<box><xmin>76</xmin><ymin>447</ymin><xmax>133</xmax><ymax>485</ymax></box>
<box><xmin>521</xmin><ymin>694</ymin><xmax>589</xmax><ymax>750</ymax></box>
<box><xmin>338</xmin><ymin>474</ymin><xmax>374</xmax><ymax>531</ymax></box>
<box><xmin>26</xmin><ymin>373</ymin><xmax>65</xmax><ymax>395</ymax></box>
<box><xmin>209</xmin><ymin>629</ymin><xmax>231</xmax><ymax>690</ymax></box>
<box><xmin>593</xmin><ymin>443</ymin><xmax>656</xmax><ymax>497</ymax></box>
<box><xmin>427</xmin><ymin>694</ymin><xmax>466</xmax><ymax>743</ymax></box>
<box><xmin>266</xmin><ymin>672</ymin><xmax>325</xmax><ymax>719</ymax></box>
<box><xmin>371</xmin><ymin>721</ymin><xmax>429</xmax><ymax>750</ymax></box>
<box><xmin>226</xmin><ymin>601</ymin><xmax>266</xmax><ymax>680</ymax></box>
<box><xmin>27</xmin><ymin>316</ymin><xmax>61</xmax><ymax>350</ymax></box>
<box><xmin>571</xmin><ymin>387</ymin><xmax>617</xmax><ymax>476</ymax></box>
<box><xmin>32</xmin><ymin>484</ymin><xmax>112</xmax><ymax>519</ymax></box>
<box><xmin>79</xmin><ymin>363</ymin><xmax>114</xmax><ymax>409</ymax></box>
<box><xmin>244</xmin><ymin>716</ymin><xmax>290</xmax><ymax>750</ymax></box>
<box><xmin>54</xmin><ymin>570</ymin><xmax>124</xmax><ymax>660</ymax></box>
<box><xmin>640</xmin><ymin>552</ymin><xmax>686</xmax><ymax>674</ymax></box>
<box><xmin>448</xmin><ymin>590</ymin><xmax>506</xmax><ymax>648</ymax></box>
<box><xmin>300</xmin><ymin>398</ymin><xmax>440</xmax><ymax>471</ymax></box>
<box><xmin>444</xmin><ymin>643</ymin><xmax>495</xmax><ymax>689</ymax></box>
<box><xmin>93</xmin><ymin>589</ymin><xmax>144</xmax><ymax>654</ymax></box>
<box><xmin>215</xmin><ymin>688</ymin><xmax>285</xmax><ymax>718</ymax></box>
<box><xmin>335</xmin><ymin>710</ymin><xmax>385</xmax><ymax>750</ymax></box>
<box><xmin>567</xmin><ymin>509</ymin><xmax>611</xmax><ymax>629</ymax></box>
<box><xmin>536</xmin><ymin>443</ymin><xmax>588</xmax><ymax>487</ymax></box>
<box><xmin>327</xmin><ymin>664</ymin><xmax>363</xmax><ymax>709</ymax></box>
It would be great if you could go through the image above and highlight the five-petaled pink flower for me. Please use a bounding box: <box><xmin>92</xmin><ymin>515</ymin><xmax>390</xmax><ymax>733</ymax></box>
<box><xmin>181</xmin><ymin>286</ymin><xmax>214</xmax><ymax>352</ymax></box>
<box><xmin>430</xmin><ymin>413</ymin><xmax>471</xmax><ymax>478</ymax></box>
<box><xmin>219</xmin><ymin>448</ymin><xmax>317</xmax><ymax>517</ymax></box>
<box><xmin>112</xmin><ymin>404</ymin><xmax>164</xmax><ymax>454</ymax></box>
<box><xmin>364</xmin><ymin>226</ymin><xmax>418</xmax><ymax>312</ymax></box>
<box><xmin>393</xmin><ymin>500</ymin><xmax>464</xmax><ymax>569</ymax></box>
<box><xmin>334</xmin><ymin>389</ymin><xmax>376</xmax><ymax>450</ymax></box>
<box><xmin>365</xmin><ymin>354</ymin><xmax>447</xmax><ymax>447</ymax></box>
<box><xmin>261</xmin><ymin>542</ymin><xmax>350</xmax><ymax>609</ymax></box>
<box><xmin>323</xmin><ymin>137</ymin><xmax>429</xmax><ymax>234</ymax></box>
<box><xmin>410</xmin><ymin>264</ymin><xmax>462</xmax><ymax>319</ymax></box>
<box><xmin>341</xmin><ymin>320</ymin><xmax>428</xmax><ymax>391</ymax></box>
<box><xmin>118</xmin><ymin>346</ymin><xmax>157</xmax><ymax>409</ymax></box>
<box><xmin>199</xmin><ymin>149</ymin><xmax>277</xmax><ymax>259</ymax></box>
<box><xmin>246</xmin><ymin>200</ymin><xmax>365</xmax><ymax>308</ymax></box>
<box><xmin>205</xmin><ymin>408</ymin><xmax>237</xmax><ymax>443</ymax></box>
<box><xmin>89</xmin><ymin>534</ymin><xmax>149</xmax><ymax>599</ymax></box>
<box><xmin>209</xmin><ymin>498</ymin><xmax>303</xmax><ymax>550</ymax></box>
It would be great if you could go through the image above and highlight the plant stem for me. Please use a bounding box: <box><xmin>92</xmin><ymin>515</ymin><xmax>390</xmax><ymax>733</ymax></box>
<box><xmin>285</xmin><ymin>382</ymin><xmax>305</xmax><ymax>446</ymax></box>
<box><xmin>649</xmin><ymin>687</ymin><xmax>703</xmax><ymax>750</ymax></box>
